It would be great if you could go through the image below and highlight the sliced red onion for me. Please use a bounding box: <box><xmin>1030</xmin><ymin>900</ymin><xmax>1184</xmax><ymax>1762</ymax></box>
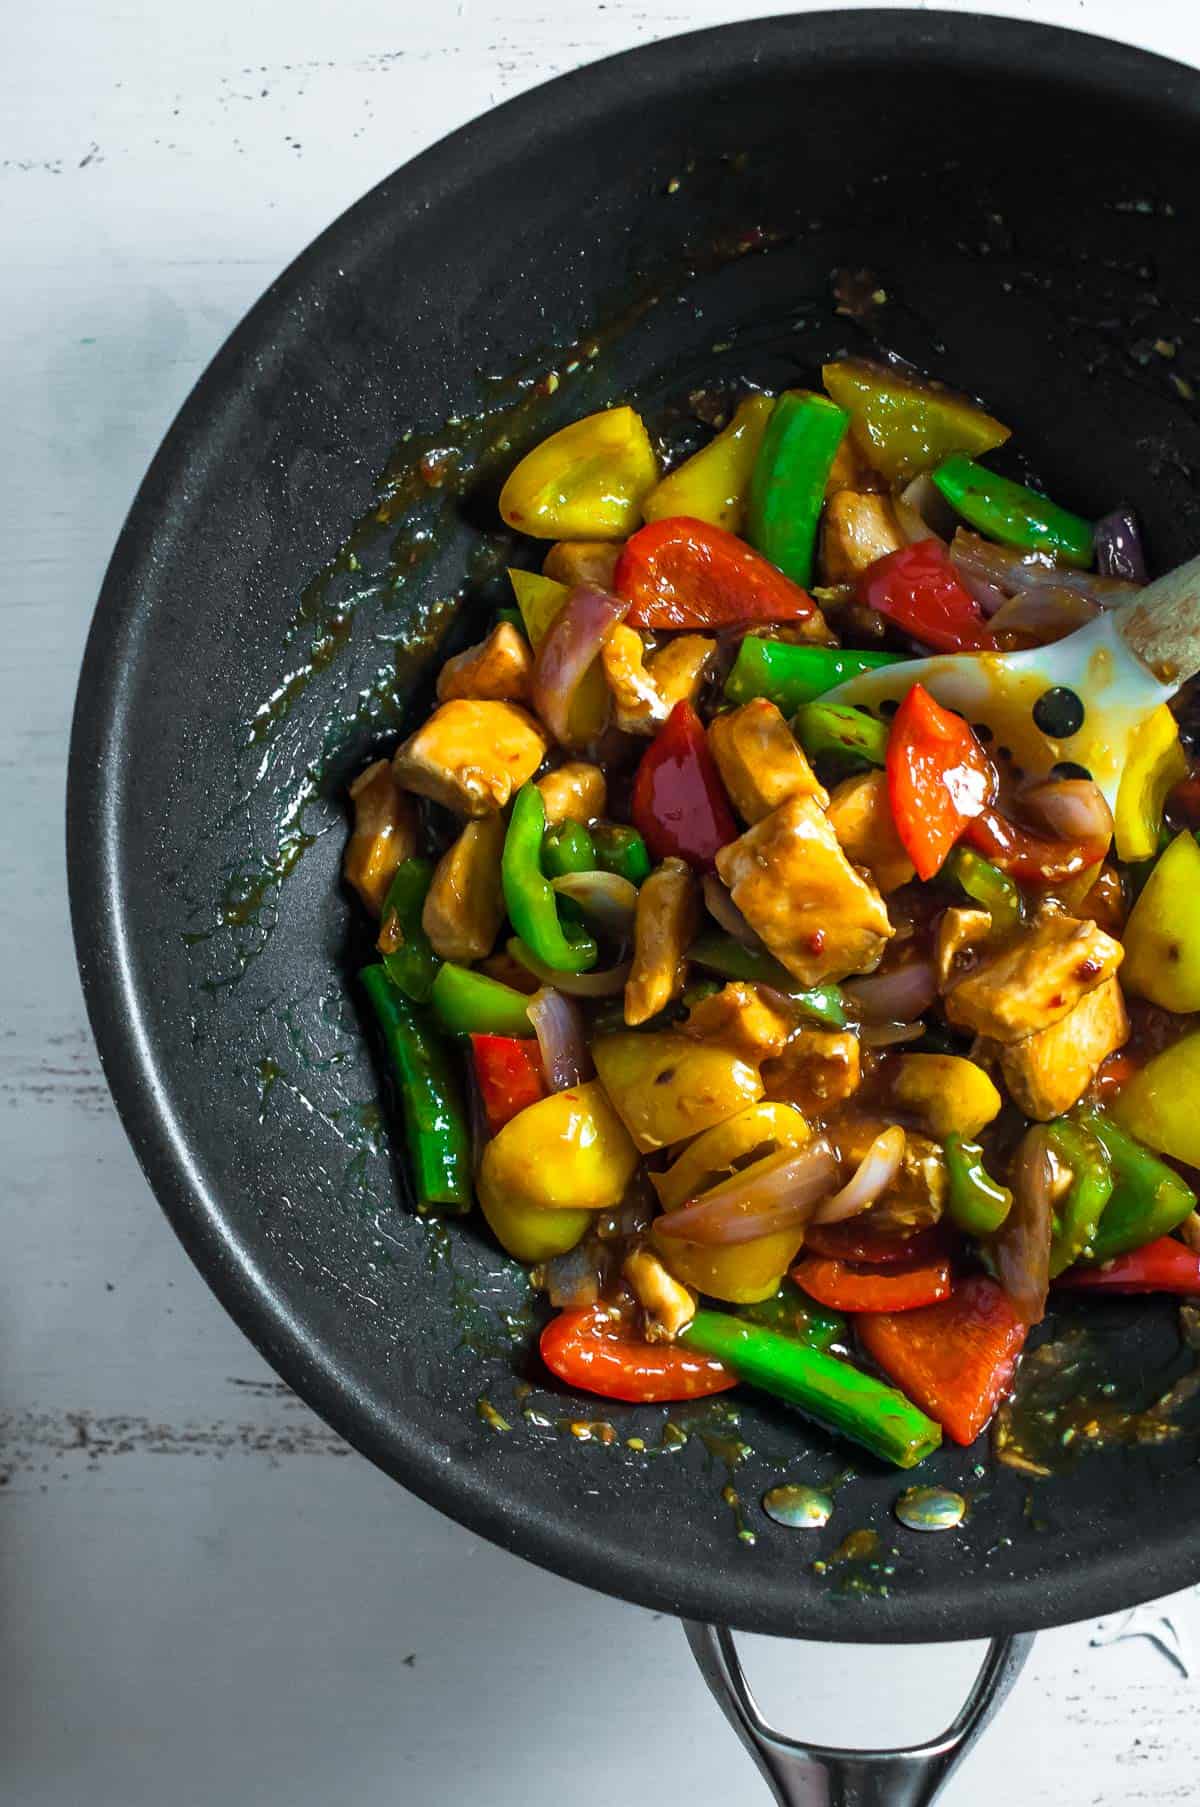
<box><xmin>892</xmin><ymin>495</ymin><xmax>932</xmax><ymax>548</ymax></box>
<box><xmin>508</xmin><ymin>936</ymin><xmax>631</xmax><ymax>996</ymax></box>
<box><xmin>857</xmin><ymin>1020</ymin><xmax>928</xmax><ymax>1048</ymax></box>
<box><xmin>465</xmin><ymin>1066</ymin><xmax>491</xmax><ymax>1173</ymax></box>
<box><xmin>988</xmin><ymin>585</ymin><xmax>1099</xmax><ymax>643</ymax></box>
<box><xmin>655</xmin><ymin>1138</ymin><xmax>837</xmax><ymax>1246</ymax></box>
<box><xmin>844</xmin><ymin>960</ymin><xmax>937</xmax><ymax>1024</ymax></box>
<box><xmin>552</xmin><ymin>870</ymin><xmax>638</xmax><ymax>936</ymax></box>
<box><xmin>813</xmin><ymin>1126</ymin><xmax>907</xmax><ymax>1224</ymax></box>
<box><xmin>531</xmin><ymin>584</ymin><xmax>629</xmax><ymax>748</ymax></box>
<box><xmin>950</xmin><ymin>530</ymin><xmax>1138</xmax><ymax>608</ymax></box>
<box><xmin>957</xmin><ymin>569</ymin><xmax>1010</xmax><ymax>618</ymax></box>
<box><xmin>528</xmin><ymin>987</ymin><xmax>591</xmax><ymax>1090</ymax></box>
<box><xmin>702</xmin><ymin>873</ymin><xmax>763</xmax><ymax>948</ymax></box>
<box><xmin>898</xmin><ymin>474</ymin><xmax>959</xmax><ymax>542</ymax></box>
<box><xmin>995</xmin><ymin>1126</ymin><xmax>1053</xmax><ymax>1324</ymax></box>
<box><xmin>1094</xmin><ymin>507</ymin><xmax>1148</xmax><ymax>585</ymax></box>
<box><xmin>951</xmin><ymin>528</ymin><xmax>1046</xmax><ymax>597</ymax></box>
<box><xmin>892</xmin><ymin>494</ymin><xmax>942</xmax><ymax>549</ymax></box>
<box><xmin>1020</xmin><ymin>777</ymin><xmax>1113</xmax><ymax>845</ymax></box>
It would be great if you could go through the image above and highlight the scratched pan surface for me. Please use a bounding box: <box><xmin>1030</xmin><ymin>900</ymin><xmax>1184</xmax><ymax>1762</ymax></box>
<box><xmin>69</xmin><ymin>12</ymin><xmax>1200</xmax><ymax>1640</ymax></box>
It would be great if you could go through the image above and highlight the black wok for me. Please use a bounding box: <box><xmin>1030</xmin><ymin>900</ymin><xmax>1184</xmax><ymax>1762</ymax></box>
<box><xmin>68</xmin><ymin>11</ymin><xmax>1200</xmax><ymax>1794</ymax></box>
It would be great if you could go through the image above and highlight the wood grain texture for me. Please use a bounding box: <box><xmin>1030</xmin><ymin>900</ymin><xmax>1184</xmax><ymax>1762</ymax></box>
<box><xmin>1121</xmin><ymin>560</ymin><xmax>1200</xmax><ymax>685</ymax></box>
<box><xmin>4</xmin><ymin>1</ymin><xmax>1199</xmax><ymax>1801</ymax></box>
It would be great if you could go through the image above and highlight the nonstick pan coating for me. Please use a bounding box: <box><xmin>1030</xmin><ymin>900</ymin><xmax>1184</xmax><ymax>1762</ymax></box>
<box><xmin>69</xmin><ymin>12</ymin><xmax>1200</xmax><ymax>1641</ymax></box>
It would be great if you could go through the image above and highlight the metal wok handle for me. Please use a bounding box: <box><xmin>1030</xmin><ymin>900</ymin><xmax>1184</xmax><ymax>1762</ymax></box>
<box><xmin>683</xmin><ymin>1621</ymin><xmax>1034</xmax><ymax>1806</ymax></box>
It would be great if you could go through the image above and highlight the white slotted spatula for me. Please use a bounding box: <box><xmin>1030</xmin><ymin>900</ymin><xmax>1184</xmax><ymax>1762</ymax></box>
<box><xmin>828</xmin><ymin>554</ymin><xmax>1200</xmax><ymax>807</ymax></box>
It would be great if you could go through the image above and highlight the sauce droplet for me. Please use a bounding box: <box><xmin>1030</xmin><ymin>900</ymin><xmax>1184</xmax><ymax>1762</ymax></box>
<box><xmin>566</xmin><ymin>1418</ymin><xmax>616</xmax><ymax>1445</ymax></box>
<box><xmin>721</xmin><ymin>1483</ymin><xmax>757</xmax><ymax>1545</ymax></box>
<box><xmin>894</xmin><ymin>1485</ymin><xmax>966</xmax><ymax>1532</ymax></box>
<box><xmin>831</xmin><ymin>1527</ymin><xmax>880</xmax><ymax>1562</ymax></box>
<box><xmin>763</xmin><ymin>1483</ymin><xmax>834</xmax><ymax>1529</ymax></box>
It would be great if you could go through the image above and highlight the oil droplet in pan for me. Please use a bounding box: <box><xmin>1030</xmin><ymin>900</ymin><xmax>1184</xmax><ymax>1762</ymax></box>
<box><xmin>894</xmin><ymin>1485</ymin><xmax>966</xmax><ymax>1532</ymax></box>
<box><xmin>762</xmin><ymin>1483</ymin><xmax>834</xmax><ymax>1529</ymax></box>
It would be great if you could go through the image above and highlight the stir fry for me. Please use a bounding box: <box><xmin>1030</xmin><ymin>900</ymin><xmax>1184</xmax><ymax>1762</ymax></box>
<box><xmin>346</xmin><ymin>358</ymin><xmax>1200</xmax><ymax>1469</ymax></box>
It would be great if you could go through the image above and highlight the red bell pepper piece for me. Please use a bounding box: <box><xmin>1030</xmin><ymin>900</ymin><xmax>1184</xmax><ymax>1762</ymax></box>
<box><xmin>540</xmin><ymin>1304</ymin><xmax>737</xmax><ymax>1403</ymax></box>
<box><xmin>803</xmin><ymin>1223</ymin><xmax>949</xmax><ymax>1266</ymax></box>
<box><xmin>470</xmin><ymin>1034</ymin><xmax>547</xmax><ymax>1134</ymax></box>
<box><xmin>963</xmin><ymin>808</ymin><xmax>1107</xmax><ymax>886</ymax></box>
<box><xmin>614</xmin><ymin>516</ymin><xmax>816</xmax><ymax>629</ymax></box>
<box><xmin>631</xmin><ymin>699</ymin><xmax>738</xmax><ymax>869</ymax></box>
<box><xmin>790</xmin><ymin>1254</ymin><xmax>952</xmax><ymax>1313</ymax></box>
<box><xmin>1054</xmin><ymin>1235</ymin><xmax>1200</xmax><ymax>1295</ymax></box>
<box><xmin>856</xmin><ymin>1276</ymin><xmax>1027</xmax><ymax>1446</ymax></box>
<box><xmin>886</xmin><ymin>682</ymin><xmax>996</xmax><ymax>880</ymax></box>
<box><xmin>859</xmin><ymin>540</ymin><xmax>996</xmax><ymax>653</ymax></box>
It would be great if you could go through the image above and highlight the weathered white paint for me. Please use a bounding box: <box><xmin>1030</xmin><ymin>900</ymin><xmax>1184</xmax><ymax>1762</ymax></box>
<box><xmin>4</xmin><ymin>2</ymin><xmax>1200</xmax><ymax>1801</ymax></box>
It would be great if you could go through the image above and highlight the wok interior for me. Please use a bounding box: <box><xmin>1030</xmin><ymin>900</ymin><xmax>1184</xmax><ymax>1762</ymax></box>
<box><xmin>83</xmin><ymin>19</ymin><xmax>1200</xmax><ymax>1638</ymax></box>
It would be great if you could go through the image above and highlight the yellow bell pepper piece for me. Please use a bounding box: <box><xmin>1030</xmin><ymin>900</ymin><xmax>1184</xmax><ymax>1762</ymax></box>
<box><xmin>508</xmin><ymin>568</ymin><xmax>568</xmax><ymax>643</ymax></box>
<box><xmin>891</xmin><ymin>1055</ymin><xmax>1002</xmax><ymax>1141</ymax></box>
<box><xmin>478</xmin><ymin>1180</ymin><xmax>593</xmax><ymax>1263</ymax></box>
<box><xmin>653</xmin><ymin>1223</ymin><xmax>810</xmax><ymax>1306</ymax></box>
<box><xmin>822</xmin><ymin>358</ymin><xmax>1010</xmax><ymax>486</ymax></box>
<box><xmin>650</xmin><ymin>1102</ymin><xmax>811</xmax><ymax>1303</ymax></box>
<box><xmin>507</xmin><ymin>568</ymin><xmax>609</xmax><ymax>741</ymax></box>
<box><xmin>651</xmin><ymin>1101</ymin><xmax>808</xmax><ymax>1209</ymax></box>
<box><xmin>641</xmin><ymin>395</ymin><xmax>775</xmax><ymax>534</ymax></box>
<box><xmin>592</xmin><ymin>1032</ymin><xmax>763</xmax><ymax>1153</ymax></box>
<box><xmin>1110</xmin><ymin>1030</ymin><xmax>1200</xmax><ymax>1168</ymax></box>
<box><xmin>1121</xmin><ymin>831</ymin><xmax>1200</xmax><ymax>1010</ymax></box>
<box><xmin>1113</xmin><ymin>703</ymin><xmax>1187</xmax><ymax>861</ymax></box>
<box><xmin>480</xmin><ymin>1079</ymin><xmax>638</xmax><ymax>1213</ymax></box>
<box><xmin>478</xmin><ymin>1077</ymin><xmax>637</xmax><ymax>1264</ymax></box>
<box><xmin>498</xmin><ymin>406</ymin><xmax>658</xmax><ymax>540</ymax></box>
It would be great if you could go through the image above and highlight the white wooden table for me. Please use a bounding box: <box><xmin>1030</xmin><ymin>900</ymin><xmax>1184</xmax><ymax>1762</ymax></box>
<box><xmin>5</xmin><ymin>2</ymin><xmax>1200</xmax><ymax>1800</ymax></box>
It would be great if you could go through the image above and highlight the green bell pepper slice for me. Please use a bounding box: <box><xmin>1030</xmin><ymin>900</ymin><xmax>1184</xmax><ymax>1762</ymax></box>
<box><xmin>931</xmin><ymin>454</ymin><xmax>1093</xmax><ymax>568</ymax></box>
<box><xmin>683</xmin><ymin>1310</ymin><xmax>941</xmax><ymax>1469</ymax></box>
<box><xmin>737</xmin><ymin>1281</ymin><xmax>846</xmax><ymax>1351</ymax></box>
<box><xmin>745</xmin><ymin>390</ymin><xmax>849</xmax><ymax>587</ymax></box>
<box><xmin>943</xmin><ymin>1134</ymin><xmax>1013</xmax><ymax>1236</ymax></box>
<box><xmin>378</xmin><ymin>858</ymin><xmax>440</xmax><ymax>1003</ymax></box>
<box><xmin>1076</xmin><ymin>1106</ymin><xmax>1197</xmax><ymax>1262</ymax></box>
<box><xmin>501</xmin><ymin>784</ymin><xmax>598</xmax><ymax>974</ymax></box>
<box><xmin>1045</xmin><ymin>1118</ymin><xmax>1114</xmax><ymax>1276</ymax></box>
<box><xmin>1108</xmin><ymin>1026</ymin><xmax>1200</xmax><ymax>1165</ymax></box>
<box><xmin>430</xmin><ymin>962</ymin><xmax>533</xmax><ymax>1037</ymax></box>
<box><xmin>943</xmin><ymin>845</ymin><xmax>1024</xmax><ymax>936</ymax></box>
<box><xmin>723</xmin><ymin>637</ymin><xmax>906</xmax><ymax>714</ymax></box>
<box><xmin>541</xmin><ymin>819</ymin><xmax>596</xmax><ymax>881</ymax></box>
<box><xmin>360</xmin><ymin>965</ymin><xmax>472</xmax><ymax>1214</ymax></box>
<box><xmin>793</xmin><ymin>700</ymin><xmax>890</xmax><ymax>773</ymax></box>
<box><xmin>591</xmin><ymin>821</ymin><xmax>652</xmax><ymax>886</ymax></box>
<box><xmin>688</xmin><ymin>931</ymin><xmax>848</xmax><ymax>1027</ymax></box>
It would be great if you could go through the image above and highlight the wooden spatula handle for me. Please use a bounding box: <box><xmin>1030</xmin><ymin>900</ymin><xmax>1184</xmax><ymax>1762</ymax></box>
<box><xmin>1119</xmin><ymin>553</ymin><xmax>1200</xmax><ymax>687</ymax></box>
